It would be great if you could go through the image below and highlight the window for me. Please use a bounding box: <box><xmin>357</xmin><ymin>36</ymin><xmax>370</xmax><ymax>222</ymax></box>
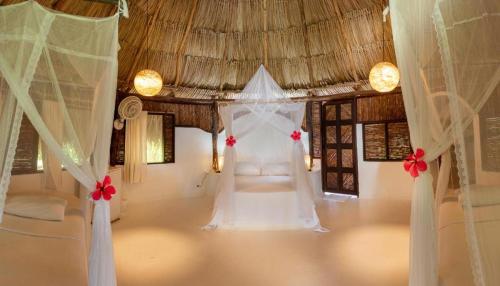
<box><xmin>12</xmin><ymin>115</ymin><xmax>39</xmax><ymax>174</ymax></box>
<box><xmin>146</xmin><ymin>113</ymin><xmax>175</xmax><ymax>164</ymax></box>
<box><xmin>110</xmin><ymin>113</ymin><xmax>175</xmax><ymax>165</ymax></box>
<box><xmin>362</xmin><ymin>121</ymin><xmax>412</xmax><ymax>161</ymax></box>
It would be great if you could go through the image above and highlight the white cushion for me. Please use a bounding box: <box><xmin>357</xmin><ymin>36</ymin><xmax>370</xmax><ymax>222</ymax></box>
<box><xmin>261</xmin><ymin>162</ymin><xmax>290</xmax><ymax>176</ymax></box>
<box><xmin>459</xmin><ymin>185</ymin><xmax>500</xmax><ymax>207</ymax></box>
<box><xmin>4</xmin><ymin>194</ymin><xmax>67</xmax><ymax>221</ymax></box>
<box><xmin>235</xmin><ymin>162</ymin><xmax>261</xmax><ymax>176</ymax></box>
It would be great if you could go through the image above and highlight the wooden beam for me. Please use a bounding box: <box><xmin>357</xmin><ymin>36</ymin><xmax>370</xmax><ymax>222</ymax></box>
<box><xmin>217</xmin><ymin>86</ymin><xmax>402</xmax><ymax>104</ymax></box>
<box><xmin>306</xmin><ymin>100</ymin><xmax>314</xmax><ymax>171</ymax></box>
<box><xmin>262</xmin><ymin>0</ymin><xmax>269</xmax><ymax>68</ymax></box>
<box><xmin>119</xmin><ymin>86</ymin><xmax>402</xmax><ymax>106</ymax></box>
<box><xmin>210</xmin><ymin>101</ymin><xmax>220</xmax><ymax>172</ymax></box>
<box><xmin>298</xmin><ymin>0</ymin><xmax>315</xmax><ymax>88</ymax></box>
<box><xmin>125</xmin><ymin>2</ymin><xmax>163</xmax><ymax>86</ymax></box>
<box><xmin>174</xmin><ymin>0</ymin><xmax>199</xmax><ymax>86</ymax></box>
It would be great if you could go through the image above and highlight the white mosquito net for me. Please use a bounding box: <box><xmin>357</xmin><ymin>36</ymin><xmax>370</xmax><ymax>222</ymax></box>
<box><xmin>0</xmin><ymin>2</ymin><xmax>122</xmax><ymax>285</ymax></box>
<box><xmin>206</xmin><ymin>65</ymin><xmax>323</xmax><ymax>230</ymax></box>
<box><xmin>390</xmin><ymin>0</ymin><xmax>499</xmax><ymax>285</ymax></box>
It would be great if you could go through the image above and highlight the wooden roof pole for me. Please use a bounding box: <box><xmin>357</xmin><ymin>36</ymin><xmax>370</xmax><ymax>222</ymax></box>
<box><xmin>262</xmin><ymin>0</ymin><xmax>269</xmax><ymax>68</ymax></box>
<box><xmin>210</xmin><ymin>100</ymin><xmax>220</xmax><ymax>172</ymax></box>
<box><xmin>174</xmin><ymin>0</ymin><xmax>199</xmax><ymax>87</ymax></box>
<box><xmin>298</xmin><ymin>0</ymin><xmax>316</xmax><ymax>89</ymax></box>
<box><xmin>125</xmin><ymin>1</ymin><xmax>163</xmax><ymax>87</ymax></box>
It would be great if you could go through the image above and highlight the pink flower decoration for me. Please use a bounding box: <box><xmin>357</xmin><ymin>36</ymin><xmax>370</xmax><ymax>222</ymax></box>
<box><xmin>403</xmin><ymin>148</ymin><xmax>428</xmax><ymax>178</ymax></box>
<box><xmin>290</xmin><ymin>130</ymin><xmax>301</xmax><ymax>141</ymax></box>
<box><xmin>226</xmin><ymin>135</ymin><xmax>236</xmax><ymax>147</ymax></box>
<box><xmin>91</xmin><ymin>175</ymin><xmax>116</xmax><ymax>201</ymax></box>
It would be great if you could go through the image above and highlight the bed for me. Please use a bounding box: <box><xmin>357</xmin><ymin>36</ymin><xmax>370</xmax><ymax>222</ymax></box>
<box><xmin>438</xmin><ymin>195</ymin><xmax>500</xmax><ymax>286</ymax></box>
<box><xmin>0</xmin><ymin>192</ymin><xmax>89</xmax><ymax>286</ymax></box>
<box><xmin>215</xmin><ymin>175</ymin><xmax>320</xmax><ymax>230</ymax></box>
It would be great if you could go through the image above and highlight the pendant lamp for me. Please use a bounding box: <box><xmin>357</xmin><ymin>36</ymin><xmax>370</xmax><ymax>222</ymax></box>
<box><xmin>369</xmin><ymin>7</ymin><xmax>399</xmax><ymax>93</ymax></box>
<box><xmin>134</xmin><ymin>0</ymin><xmax>162</xmax><ymax>97</ymax></box>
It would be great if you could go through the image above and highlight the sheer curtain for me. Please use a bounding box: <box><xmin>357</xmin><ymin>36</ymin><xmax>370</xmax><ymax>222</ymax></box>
<box><xmin>390</xmin><ymin>0</ymin><xmax>499</xmax><ymax>285</ymax></box>
<box><xmin>146</xmin><ymin>114</ymin><xmax>164</xmax><ymax>163</ymax></box>
<box><xmin>0</xmin><ymin>2</ymin><xmax>120</xmax><ymax>286</ymax></box>
<box><xmin>124</xmin><ymin>111</ymin><xmax>147</xmax><ymax>183</ymax></box>
<box><xmin>41</xmin><ymin>100</ymin><xmax>63</xmax><ymax>191</ymax></box>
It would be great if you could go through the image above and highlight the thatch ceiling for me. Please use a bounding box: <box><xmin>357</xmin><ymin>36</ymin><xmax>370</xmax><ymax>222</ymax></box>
<box><xmin>1</xmin><ymin>0</ymin><xmax>397</xmax><ymax>99</ymax></box>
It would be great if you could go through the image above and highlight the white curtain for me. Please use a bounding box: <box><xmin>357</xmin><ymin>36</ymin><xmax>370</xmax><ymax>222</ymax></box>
<box><xmin>390</xmin><ymin>0</ymin><xmax>499</xmax><ymax>285</ymax></box>
<box><xmin>205</xmin><ymin>65</ymin><xmax>323</xmax><ymax>230</ymax></box>
<box><xmin>146</xmin><ymin>114</ymin><xmax>164</xmax><ymax>163</ymax></box>
<box><xmin>124</xmin><ymin>111</ymin><xmax>148</xmax><ymax>183</ymax></box>
<box><xmin>0</xmin><ymin>2</ymin><xmax>120</xmax><ymax>286</ymax></box>
<box><xmin>41</xmin><ymin>100</ymin><xmax>63</xmax><ymax>191</ymax></box>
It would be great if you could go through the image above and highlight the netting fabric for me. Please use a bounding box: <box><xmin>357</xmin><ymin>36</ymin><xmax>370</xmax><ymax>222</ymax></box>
<box><xmin>390</xmin><ymin>0</ymin><xmax>499</xmax><ymax>285</ymax></box>
<box><xmin>205</xmin><ymin>65</ymin><xmax>323</xmax><ymax>230</ymax></box>
<box><xmin>0</xmin><ymin>2</ymin><xmax>120</xmax><ymax>285</ymax></box>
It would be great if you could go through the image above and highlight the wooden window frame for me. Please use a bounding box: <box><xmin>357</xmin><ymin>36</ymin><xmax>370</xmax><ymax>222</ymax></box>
<box><xmin>362</xmin><ymin>120</ymin><xmax>411</xmax><ymax>162</ymax></box>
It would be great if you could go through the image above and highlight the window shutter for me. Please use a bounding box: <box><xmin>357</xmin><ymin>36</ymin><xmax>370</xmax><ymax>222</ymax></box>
<box><xmin>12</xmin><ymin>115</ymin><xmax>39</xmax><ymax>174</ymax></box>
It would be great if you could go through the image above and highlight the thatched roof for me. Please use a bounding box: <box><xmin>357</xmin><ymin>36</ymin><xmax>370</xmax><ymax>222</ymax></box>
<box><xmin>1</xmin><ymin>0</ymin><xmax>396</xmax><ymax>99</ymax></box>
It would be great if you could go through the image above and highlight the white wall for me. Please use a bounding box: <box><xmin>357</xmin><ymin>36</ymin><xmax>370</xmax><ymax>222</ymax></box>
<box><xmin>355</xmin><ymin>124</ymin><xmax>414</xmax><ymax>200</ymax></box>
<box><xmin>8</xmin><ymin>125</ymin><xmax>413</xmax><ymax>203</ymax></box>
<box><xmin>123</xmin><ymin>127</ymin><xmax>213</xmax><ymax>204</ymax></box>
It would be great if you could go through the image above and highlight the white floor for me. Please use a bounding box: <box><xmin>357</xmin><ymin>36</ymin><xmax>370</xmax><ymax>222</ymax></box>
<box><xmin>112</xmin><ymin>196</ymin><xmax>410</xmax><ymax>286</ymax></box>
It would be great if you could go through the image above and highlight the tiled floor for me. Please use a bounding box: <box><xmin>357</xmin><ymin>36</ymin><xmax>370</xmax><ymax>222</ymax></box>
<box><xmin>112</xmin><ymin>196</ymin><xmax>410</xmax><ymax>286</ymax></box>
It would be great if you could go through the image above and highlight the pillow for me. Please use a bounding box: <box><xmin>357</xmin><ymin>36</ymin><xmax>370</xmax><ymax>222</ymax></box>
<box><xmin>4</xmin><ymin>195</ymin><xmax>67</xmax><ymax>221</ymax></box>
<box><xmin>261</xmin><ymin>162</ymin><xmax>290</xmax><ymax>176</ymax></box>
<box><xmin>459</xmin><ymin>185</ymin><xmax>500</xmax><ymax>207</ymax></box>
<box><xmin>235</xmin><ymin>162</ymin><xmax>260</xmax><ymax>176</ymax></box>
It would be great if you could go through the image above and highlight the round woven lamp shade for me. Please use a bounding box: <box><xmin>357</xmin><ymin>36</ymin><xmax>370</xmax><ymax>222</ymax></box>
<box><xmin>134</xmin><ymin>69</ymin><xmax>163</xmax><ymax>97</ymax></box>
<box><xmin>369</xmin><ymin>62</ymin><xmax>400</xmax><ymax>92</ymax></box>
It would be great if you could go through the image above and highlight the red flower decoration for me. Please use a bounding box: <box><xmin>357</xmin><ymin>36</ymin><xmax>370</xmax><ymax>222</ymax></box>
<box><xmin>91</xmin><ymin>175</ymin><xmax>116</xmax><ymax>201</ymax></box>
<box><xmin>226</xmin><ymin>135</ymin><xmax>236</xmax><ymax>147</ymax></box>
<box><xmin>290</xmin><ymin>130</ymin><xmax>301</xmax><ymax>141</ymax></box>
<box><xmin>404</xmin><ymin>148</ymin><xmax>428</xmax><ymax>178</ymax></box>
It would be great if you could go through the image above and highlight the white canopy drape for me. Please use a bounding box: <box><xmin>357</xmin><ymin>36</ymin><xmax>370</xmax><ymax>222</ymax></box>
<box><xmin>390</xmin><ymin>0</ymin><xmax>499</xmax><ymax>285</ymax></box>
<box><xmin>206</xmin><ymin>65</ymin><xmax>323</xmax><ymax>230</ymax></box>
<box><xmin>0</xmin><ymin>2</ymin><xmax>121</xmax><ymax>285</ymax></box>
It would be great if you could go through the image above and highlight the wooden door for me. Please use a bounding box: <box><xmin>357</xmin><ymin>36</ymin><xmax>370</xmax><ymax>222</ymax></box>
<box><xmin>321</xmin><ymin>99</ymin><xmax>358</xmax><ymax>196</ymax></box>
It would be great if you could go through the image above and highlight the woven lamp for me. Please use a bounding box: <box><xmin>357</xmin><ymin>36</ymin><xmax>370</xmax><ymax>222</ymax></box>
<box><xmin>134</xmin><ymin>69</ymin><xmax>163</xmax><ymax>97</ymax></box>
<box><xmin>369</xmin><ymin>62</ymin><xmax>400</xmax><ymax>92</ymax></box>
<box><xmin>369</xmin><ymin>6</ymin><xmax>399</xmax><ymax>92</ymax></box>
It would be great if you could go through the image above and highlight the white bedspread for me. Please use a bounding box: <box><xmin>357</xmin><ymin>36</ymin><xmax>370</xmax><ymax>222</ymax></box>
<box><xmin>439</xmin><ymin>201</ymin><xmax>500</xmax><ymax>286</ymax></box>
<box><xmin>235</xmin><ymin>175</ymin><xmax>294</xmax><ymax>193</ymax></box>
<box><xmin>0</xmin><ymin>192</ymin><xmax>88</xmax><ymax>286</ymax></box>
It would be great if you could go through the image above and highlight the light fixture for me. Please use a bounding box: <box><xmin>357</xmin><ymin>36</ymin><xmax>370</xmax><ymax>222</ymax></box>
<box><xmin>133</xmin><ymin>0</ymin><xmax>162</xmax><ymax>97</ymax></box>
<box><xmin>134</xmin><ymin>69</ymin><xmax>163</xmax><ymax>96</ymax></box>
<box><xmin>369</xmin><ymin>6</ymin><xmax>399</xmax><ymax>93</ymax></box>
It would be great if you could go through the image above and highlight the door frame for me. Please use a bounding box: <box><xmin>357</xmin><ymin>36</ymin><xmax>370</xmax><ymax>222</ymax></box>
<box><xmin>320</xmin><ymin>98</ymin><xmax>359</xmax><ymax>196</ymax></box>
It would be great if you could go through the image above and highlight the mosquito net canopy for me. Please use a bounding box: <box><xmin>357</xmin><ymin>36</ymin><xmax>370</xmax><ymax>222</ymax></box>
<box><xmin>390</xmin><ymin>0</ymin><xmax>499</xmax><ymax>285</ymax></box>
<box><xmin>206</xmin><ymin>65</ymin><xmax>323</xmax><ymax>230</ymax></box>
<box><xmin>0</xmin><ymin>1</ymin><xmax>122</xmax><ymax>285</ymax></box>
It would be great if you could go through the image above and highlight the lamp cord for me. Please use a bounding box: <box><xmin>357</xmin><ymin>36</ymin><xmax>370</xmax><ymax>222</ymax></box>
<box><xmin>146</xmin><ymin>0</ymin><xmax>150</xmax><ymax>69</ymax></box>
